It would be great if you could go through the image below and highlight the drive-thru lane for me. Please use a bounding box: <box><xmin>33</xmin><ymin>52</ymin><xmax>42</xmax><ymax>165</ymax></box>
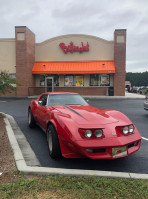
<box><xmin>0</xmin><ymin>97</ymin><xmax>148</xmax><ymax>174</ymax></box>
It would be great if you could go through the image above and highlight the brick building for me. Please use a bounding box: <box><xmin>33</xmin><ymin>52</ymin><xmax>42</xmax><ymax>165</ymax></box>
<box><xmin>0</xmin><ymin>26</ymin><xmax>126</xmax><ymax>97</ymax></box>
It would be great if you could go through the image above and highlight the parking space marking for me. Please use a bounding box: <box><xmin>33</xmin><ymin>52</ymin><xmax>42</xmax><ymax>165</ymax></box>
<box><xmin>142</xmin><ymin>137</ymin><xmax>148</xmax><ymax>141</ymax></box>
<box><xmin>0</xmin><ymin>101</ymin><xmax>7</xmax><ymax>102</ymax></box>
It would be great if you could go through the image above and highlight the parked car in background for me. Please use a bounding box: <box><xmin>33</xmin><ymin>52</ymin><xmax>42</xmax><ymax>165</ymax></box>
<box><xmin>138</xmin><ymin>86</ymin><xmax>148</xmax><ymax>95</ymax></box>
<box><xmin>131</xmin><ymin>87</ymin><xmax>138</xmax><ymax>93</ymax></box>
<box><xmin>144</xmin><ymin>95</ymin><xmax>148</xmax><ymax>111</ymax></box>
<box><xmin>130</xmin><ymin>86</ymin><xmax>148</xmax><ymax>95</ymax></box>
<box><xmin>28</xmin><ymin>92</ymin><xmax>141</xmax><ymax>160</ymax></box>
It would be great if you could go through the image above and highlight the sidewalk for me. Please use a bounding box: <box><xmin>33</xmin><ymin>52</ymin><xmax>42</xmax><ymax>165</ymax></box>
<box><xmin>83</xmin><ymin>92</ymin><xmax>145</xmax><ymax>99</ymax></box>
<box><xmin>125</xmin><ymin>92</ymin><xmax>145</xmax><ymax>99</ymax></box>
<box><xmin>0</xmin><ymin>91</ymin><xmax>145</xmax><ymax>99</ymax></box>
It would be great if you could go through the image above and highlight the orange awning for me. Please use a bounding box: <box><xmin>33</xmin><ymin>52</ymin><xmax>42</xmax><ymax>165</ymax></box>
<box><xmin>32</xmin><ymin>61</ymin><xmax>115</xmax><ymax>74</ymax></box>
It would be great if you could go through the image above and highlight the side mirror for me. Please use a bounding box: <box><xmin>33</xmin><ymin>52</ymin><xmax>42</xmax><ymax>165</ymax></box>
<box><xmin>38</xmin><ymin>100</ymin><xmax>46</xmax><ymax>106</ymax></box>
<box><xmin>38</xmin><ymin>100</ymin><xmax>42</xmax><ymax>105</ymax></box>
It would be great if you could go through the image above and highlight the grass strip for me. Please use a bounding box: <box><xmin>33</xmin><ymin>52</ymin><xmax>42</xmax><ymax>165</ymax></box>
<box><xmin>0</xmin><ymin>175</ymin><xmax>148</xmax><ymax>199</ymax></box>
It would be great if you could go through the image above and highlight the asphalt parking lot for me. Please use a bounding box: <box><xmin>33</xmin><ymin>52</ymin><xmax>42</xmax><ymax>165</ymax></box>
<box><xmin>0</xmin><ymin>97</ymin><xmax>148</xmax><ymax>174</ymax></box>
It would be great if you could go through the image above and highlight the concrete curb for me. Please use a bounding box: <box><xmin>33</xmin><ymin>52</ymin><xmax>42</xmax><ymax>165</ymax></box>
<box><xmin>3</xmin><ymin>113</ymin><xmax>148</xmax><ymax>179</ymax></box>
<box><xmin>5</xmin><ymin>114</ymin><xmax>40</xmax><ymax>167</ymax></box>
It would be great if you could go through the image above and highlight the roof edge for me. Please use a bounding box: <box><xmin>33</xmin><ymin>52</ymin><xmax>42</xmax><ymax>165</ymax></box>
<box><xmin>35</xmin><ymin>34</ymin><xmax>114</xmax><ymax>46</ymax></box>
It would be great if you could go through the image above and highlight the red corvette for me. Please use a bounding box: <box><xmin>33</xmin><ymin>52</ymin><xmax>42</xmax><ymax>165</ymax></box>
<box><xmin>28</xmin><ymin>92</ymin><xmax>141</xmax><ymax>159</ymax></box>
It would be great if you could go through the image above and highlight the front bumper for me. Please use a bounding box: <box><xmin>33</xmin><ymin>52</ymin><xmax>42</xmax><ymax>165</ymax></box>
<box><xmin>63</xmin><ymin>132</ymin><xmax>142</xmax><ymax>159</ymax></box>
<box><xmin>59</xmin><ymin>124</ymin><xmax>142</xmax><ymax>159</ymax></box>
<box><xmin>76</xmin><ymin>140</ymin><xmax>141</xmax><ymax>159</ymax></box>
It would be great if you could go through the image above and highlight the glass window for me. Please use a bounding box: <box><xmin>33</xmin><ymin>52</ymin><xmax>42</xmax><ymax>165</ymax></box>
<box><xmin>48</xmin><ymin>94</ymin><xmax>88</xmax><ymax>106</ymax></box>
<box><xmin>100</xmin><ymin>74</ymin><xmax>110</xmax><ymax>86</ymax></box>
<box><xmin>64</xmin><ymin>75</ymin><xmax>74</xmax><ymax>86</ymax></box>
<box><xmin>75</xmin><ymin>75</ymin><xmax>84</xmax><ymax>86</ymax></box>
<box><xmin>40</xmin><ymin>75</ymin><xmax>45</xmax><ymax>86</ymax></box>
<box><xmin>9</xmin><ymin>73</ymin><xmax>16</xmax><ymax>79</ymax></box>
<box><xmin>90</xmin><ymin>74</ymin><xmax>110</xmax><ymax>86</ymax></box>
<box><xmin>64</xmin><ymin>75</ymin><xmax>84</xmax><ymax>87</ymax></box>
<box><xmin>90</xmin><ymin>74</ymin><xmax>99</xmax><ymax>86</ymax></box>
<box><xmin>54</xmin><ymin>75</ymin><xmax>59</xmax><ymax>86</ymax></box>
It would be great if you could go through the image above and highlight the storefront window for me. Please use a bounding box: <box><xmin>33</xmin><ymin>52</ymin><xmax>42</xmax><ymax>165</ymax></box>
<box><xmin>64</xmin><ymin>75</ymin><xmax>74</xmax><ymax>86</ymax></box>
<box><xmin>90</xmin><ymin>74</ymin><xmax>110</xmax><ymax>86</ymax></box>
<box><xmin>100</xmin><ymin>74</ymin><xmax>110</xmax><ymax>86</ymax></box>
<box><xmin>75</xmin><ymin>75</ymin><xmax>84</xmax><ymax>86</ymax></box>
<box><xmin>9</xmin><ymin>73</ymin><xmax>16</xmax><ymax>79</ymax></box>
<box><xmin>40</xmin><ymin>75</ymin><xmax>45</xmax><ymax>86</ymax></box>
<box><xmin>90</xmin><ymin>74</ymin><xmax>99</xmax><ymax>86</ymax></box>
<box><xmin>64</xmin><ymin>75</ymin><xmax>84</xmax><ymax>86</ymax></box>
<box><xmin>54</xmin><ymin>75</ymin><xmax>59</xmax><ymax>86</ymax></box>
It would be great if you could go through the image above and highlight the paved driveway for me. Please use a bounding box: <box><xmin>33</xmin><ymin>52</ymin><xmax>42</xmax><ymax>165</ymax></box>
<box><xmin>0</xmin><ymin>97</ymin><xmax>148</xmax><ymax>174</ymax></box>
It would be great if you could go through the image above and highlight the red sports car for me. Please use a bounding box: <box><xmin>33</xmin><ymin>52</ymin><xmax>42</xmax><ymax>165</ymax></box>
<box><xmin>28</xmin><ymin>92</ymin><xmax>141</xmax><ymax>159</ymax></box>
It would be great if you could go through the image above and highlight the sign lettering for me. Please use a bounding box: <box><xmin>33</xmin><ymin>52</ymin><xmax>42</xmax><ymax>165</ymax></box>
<box><xmin>59</xmin><ymin>41</ymin><xmax>89</xmax><ymax>54</ymax></box>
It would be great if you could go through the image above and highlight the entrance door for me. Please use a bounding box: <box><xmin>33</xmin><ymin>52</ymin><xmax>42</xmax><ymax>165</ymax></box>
<box><xmin>45</xmin><ymin>77</ymin><xmax>53</xmax><ymax>92</ymax></box>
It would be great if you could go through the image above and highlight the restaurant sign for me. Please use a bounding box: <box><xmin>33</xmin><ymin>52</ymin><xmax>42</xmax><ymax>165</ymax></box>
<box><xmin>59</xmin><ymin>41</ymin><xmax>89</xmax><ymax>54</ymax></box>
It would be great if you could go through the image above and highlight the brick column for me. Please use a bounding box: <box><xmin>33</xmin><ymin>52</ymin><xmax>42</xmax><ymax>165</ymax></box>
<box><xmin>114</xmin><ymin>29</ymin><xmax>126</xmax><ymax>96</ymax></box>
<box><xmin>15</xmin><ymin>26</ymin><xmax>35</xmax><ymax>96</ymax></box>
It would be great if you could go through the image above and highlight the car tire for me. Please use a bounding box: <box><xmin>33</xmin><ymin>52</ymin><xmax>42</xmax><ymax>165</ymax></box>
<box><xmin>47</xmin><ymin>124</ymin><xmax>61</xmax><ymax>159</ymax></box>
<box><xmin>28</xmin><ymin>108</ymin><xmax>36</xmax><ymax>128</ymax></box>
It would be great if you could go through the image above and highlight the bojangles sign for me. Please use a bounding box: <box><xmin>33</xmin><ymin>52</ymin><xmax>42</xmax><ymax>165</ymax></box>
<box><xmin>59</xmin><ymin>41</ymin><xmax>89</xmax><ymax>54</ymax></box>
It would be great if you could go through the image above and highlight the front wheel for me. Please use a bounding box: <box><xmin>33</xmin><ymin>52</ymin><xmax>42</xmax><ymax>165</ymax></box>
<box><xmin>28</xmin><ymin>108</ymin><xmax>36</xmax><ymax>128</ymax></box>
<box><xmin>47</xmin><ymin>124</ymin><xmax>61</xmax><ymax>159</ymax></box>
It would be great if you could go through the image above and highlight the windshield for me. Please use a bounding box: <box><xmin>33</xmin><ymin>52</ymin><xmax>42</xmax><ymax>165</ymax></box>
<box><xmin>47</xmin><ymin>94</ymin><xmax>88</xmax><ymax>106</ymax></box>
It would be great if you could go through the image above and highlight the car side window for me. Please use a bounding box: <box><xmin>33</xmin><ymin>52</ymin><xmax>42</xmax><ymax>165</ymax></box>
<box><xmin>48</xmin><ymin>95</ymin><xmax>55</xmax><ymax>106</ymax></box>
<box><xmin>39</xmin><ymin>95</ymin><xmax>48</xmax><ymax>106</ymax></box>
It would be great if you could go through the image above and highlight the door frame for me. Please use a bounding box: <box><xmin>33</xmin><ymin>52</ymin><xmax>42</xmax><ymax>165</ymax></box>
<box><xmin>45</xmin><ymin>77</ymin><xmax>54</xmax><ymax>92</ymax></box>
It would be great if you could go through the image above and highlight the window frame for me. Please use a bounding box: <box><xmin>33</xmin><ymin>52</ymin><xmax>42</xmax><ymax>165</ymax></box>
<box><xmin>75</xmin><ymin>75</ymin><xmax>84</xmax><ymax>87</ymax></box>
<box><xmin>64</xmin><ymin>75</ymin><xmax>74</xmax><ymax>86</ymax></box>
<box><xmin>64</xmin><ymin>74</ymin><xmax>84</xmax><ymax>87</ymax></box>
<box><xmin>90</xmin><ymin>74</ymin><xmax>110</xmax><ymax>87</ymax></box>
<box><xmin>100</xmin><ymin>74</ymin><xmax>110</xmax><ymax>86</ymax></box>
<box><xmin>90</xmin><ymin>74</ymin><xmax>100</xmax><ymax>86</ymax></box>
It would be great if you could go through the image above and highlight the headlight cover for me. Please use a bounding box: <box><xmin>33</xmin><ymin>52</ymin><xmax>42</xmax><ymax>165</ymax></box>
<box><xmin>95</xmin><ymin>129</ymin><xmax>103</xmax><ymax>138</ymax></box>
<box><xmin>79</xmin><ymin>128</ymin><xmax>104</xmax><ymax>139</ymax></box>
<box><xmin>123</xmin><ymin>126</ymin><xmax>129</xmax><ymax>135</ymax></box>
<box><xmin>129</xmin><ymin>124</ymin><xmax>134</xmax><ymax>133</ymax></box>
<box><xmin>85</xmin><ymin>130</ymin><xmax>93</xmax><ymax>138</ymax></box>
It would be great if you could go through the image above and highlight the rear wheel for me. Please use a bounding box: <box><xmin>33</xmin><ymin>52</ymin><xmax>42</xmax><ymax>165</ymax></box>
<box><xmin>28</xmin><ymin>108</ymin><xmax>36</xmax><ymax>128</ymax></box>
<box><xmin>47</xmin><ymin>124</ymin><xmax>61</xmax><ymax>159</ymax></box>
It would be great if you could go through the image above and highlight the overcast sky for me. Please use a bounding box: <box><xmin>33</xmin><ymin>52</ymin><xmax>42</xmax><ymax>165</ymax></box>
<box><xmin>0</xmin><ymin>0</ymin><xmax>148</xmax><ymax>72</ymax></box>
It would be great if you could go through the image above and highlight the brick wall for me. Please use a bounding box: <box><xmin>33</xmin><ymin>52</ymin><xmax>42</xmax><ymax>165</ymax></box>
<box><xmin>54</xmin><ymin>87</ymin><xmax>108</xmax><ymax>96</ymax></box>
<box><xmin>114</xmin><ymin>29</ymin><xmax>126</xmax><ymax>96</ymax></box>
<box><xmin>0</xmin><ymin>90</ymin><xmax>16</xmax><ymax>96</ymax></box>
<box><xmin>15</xmin><ymin>26</ymin><xmax>35</xmax><ymax>96</ymax></box>
<box><xmin>27</xmin><ymin>86</ymin><xmax>108</xmax><ymax>96</ymax></box>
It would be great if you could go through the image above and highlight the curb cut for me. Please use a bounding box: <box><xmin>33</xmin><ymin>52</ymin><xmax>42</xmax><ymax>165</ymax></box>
<box><xmin>3</xmin><ymin>113</ymin><xmax>148</xmax><ymax>179</ymax></box>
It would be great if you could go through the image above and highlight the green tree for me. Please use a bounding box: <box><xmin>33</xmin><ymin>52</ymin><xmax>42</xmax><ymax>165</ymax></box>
<box><xmin>126</xmin><ymin>71</ymin><xmax>148</xmax><ymax>86</ymax></box>
<box><xmin>0</xmin><ymin>71</ymin><xmax>18</xmax><ymax>94</ymax></box>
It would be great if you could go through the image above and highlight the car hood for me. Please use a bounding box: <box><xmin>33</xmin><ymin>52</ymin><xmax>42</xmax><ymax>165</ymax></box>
<box><xmin>53</xmin><ymin>105</ymin><xmax>119</xmax><ymax>125</ymax></box>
